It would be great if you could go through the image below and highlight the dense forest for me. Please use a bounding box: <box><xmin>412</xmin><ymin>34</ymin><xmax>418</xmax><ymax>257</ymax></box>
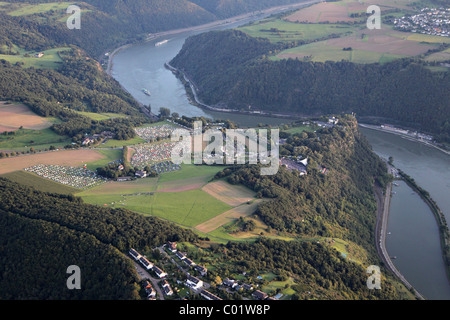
<box><xmin>215</xmin><ymin>116</ymin><xmax>391</xmax><ymax>256</ymax></box>
<box><xmin>170</xmin><ymin>30</ymin><xmax>450</xmax><ymax>142</ymax></box>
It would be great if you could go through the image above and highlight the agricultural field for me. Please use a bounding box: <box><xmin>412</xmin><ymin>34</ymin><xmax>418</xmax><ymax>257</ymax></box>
<box><xmin>77</xmin><ymin>162</ymin><xmax>268</xmax><ymax>241</ymax></box>
<box><xmin>238</xmin><ymin>19</ymin><xmax>355</xmax><ymax>44</ymax></box>
<box><xmin>0</xmin><ymin>128</ymin><xmax>71</xmax><ymax>152</ymax></box>
<box><xmin>0</xmin><ymin>102</ymin><xmax>54</xmax><ymax>132</ymax></box>
<box><xmin>284</xmin><ymin>0</ymin><xmax>420</xmax><ymax>24</ymax></box>
<box><xmin>80</xmin><ymin>188</ymin><xmax>232</xmax><ymax>228</ymax></box>
<box><xmin>0</xmin><ymin>149</ymin><xmax>105</xmax><ymax>175</ymax></box>
<box><xmin>202</xmin><ymin>180</ymin><xmax>256</xmax><ymax>207</ymax></box>
<box><xmin>273</xmin><ymin>25</ymin><xmax>446</xmax><ymax>64</ymax></box>
<box><xmin>239</xmin><ymin>0</ymin><xmax>450</xmax><ymax>65</ymax></box>
<box><xmin>83</xmin><ymin>149</ymin><xmax>123</xmax><ymax>171</ymax></box>
<box><xmin>0</xmin><ymin>47</ymin><xmax>71</xmax><ymax>69</ymax></box>
<box><xmin>1</xmin><ymin>170</ymin><xmax>78</xmax><ymax>195</ymax></box>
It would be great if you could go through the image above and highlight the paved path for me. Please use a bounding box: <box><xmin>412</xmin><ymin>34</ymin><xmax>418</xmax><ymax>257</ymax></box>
<box><xmin>132</xmin><ymin>261</ymin><xmax>165</xmax><ymax>300</ymax></box>
<box><xmin>374</xmin><ymin>164</ymin><xmax>425</xmax><ymax>300</ymax></box>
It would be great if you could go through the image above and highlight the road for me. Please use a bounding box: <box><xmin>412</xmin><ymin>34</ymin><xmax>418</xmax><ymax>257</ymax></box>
<box><xmin>132</xmin><ymin>261</ymin><xmax>165</xmax><ymax>300</ymax></box>
<box><xmin>374</xmin><ymin>164</ymin><xmax>425</xmax><ymax>300</ymax></box>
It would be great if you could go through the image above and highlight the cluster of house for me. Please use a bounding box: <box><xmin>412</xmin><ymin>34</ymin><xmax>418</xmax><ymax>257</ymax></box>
<box><xmin>280</xmin><ymin>156</ymin><xmax>308</xmax><ymax>176</ymax></box>
<box><xmin>132</xmin><ymin>243</ymin><xmax>279</xmax><ymax>301</ymax></box>
<box><xmin>82</xmin><ymin>131</ymin><xmax>114</xmax><ymax>146</ymax></box>
<box><xmin>314</xmin><ymin>117</ymin><xmax>340</xmax><ymax>129</ymax></box>
<box><xmin>24</xmin><ymin>164</ymin><xmax>107</xmax><ymax>189</ymax></box>
<box><xmin>129</xmin><ymin>248</ymin><xmax>174</xmax><ymax>299</ymax></box>
<box><xmin>393</xmin><ymin>7</ymin><xmax>450</xmax><ymax>37</ymax></box>
<box><xmin>221</xmin><ymin>278</ymin><xmax>275</xmax><ymax>300</ymax></box>
<box><xmin>381</xmin><ymin>124</ymin><xmax>433</xmax><ymax>141</ymax></box>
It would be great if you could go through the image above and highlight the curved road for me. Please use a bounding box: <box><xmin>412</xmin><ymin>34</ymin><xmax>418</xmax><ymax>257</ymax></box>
<box><xmin>374</xmin><ymin>164</ymin><xmax>425</xmax><ymax>300</ymax></box>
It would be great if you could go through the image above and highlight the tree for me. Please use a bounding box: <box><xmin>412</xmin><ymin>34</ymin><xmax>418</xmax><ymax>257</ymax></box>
<box><xmin>159</xmin><ymin>107</ymin><xmax>171</xmax><ymax>118</ymax></box>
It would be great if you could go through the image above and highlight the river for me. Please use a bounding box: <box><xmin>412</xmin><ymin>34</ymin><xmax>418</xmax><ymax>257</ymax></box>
<box><xmin>110</xmin><ymin>7</ymin><xmax>450</xmax><ymax>300</ymax></box>
<box><xmin>109</xmin><ymin>6</ymin><xmax>305</xmax><ymax>128</ymax></box>
<box><xmin>361</xmin><ymin>127</ymin><xmax>450</xmax><ymax>300</ymax></box>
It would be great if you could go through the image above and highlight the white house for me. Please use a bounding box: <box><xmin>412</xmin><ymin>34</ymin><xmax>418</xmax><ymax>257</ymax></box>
<box><xmin>186</xmin><ymin>275</ymin><xmax>203</xmax><ymax>290</ymax></box>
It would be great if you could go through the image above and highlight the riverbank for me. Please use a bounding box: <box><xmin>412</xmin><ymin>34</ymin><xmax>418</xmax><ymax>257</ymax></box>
<box><xmin>374</xmin><ymin>165</ymin><xmax>424</xmax><ymax>300</ymax></box>
<box><xmin>359</xmin><ymin>123</ymin><xmax>450</xmax><ymax>156</ymax></box>
<box><xmin>105</xmin><ymin>0</ymin><xmax>320</xmax><ymax>78</ymax></box>
<box><xmin>397</xmin><ymin>169</ymin><xmax>450</xmax><ymax>284</ymax></box>
<box><xmin>165</xmin><ymin>62</ymin><xmax>309</xmax><ymax>121</ymax></box>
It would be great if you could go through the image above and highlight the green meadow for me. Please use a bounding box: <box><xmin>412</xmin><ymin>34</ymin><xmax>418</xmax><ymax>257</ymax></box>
<box><xmin>80</xmin><ymin>189</ymin><xmax>232</xmax><ymax>228</ymax></box>
<box><xmin>0</xmin><ymin>47</ymin><xmax>71</xmax><ymax>69</ymax></box>
<box><xmin>6</xmin><ymin>2</ymin><xmax>74</xmax><ymax>16</ymax></box>
<box><xmin>83</xmin><ymin>149</ymin><xmax>123</xmax><ymax>171</ymax></box>
<box><xmin>1</xmin><ymin>170</ymin><xmax>78</xmax><ymax>194</ymax></box>
<box><xmin>272</xmin><ymin>41</ymin><xmax>405</xmax><ymax>64</ymax></box>
<box><xmin>239</xmin><ymin>19</ymin><xmax>354</xmax><ymax>44</ymax></box>
<box><xmin>76</xmin><ymin>111</ymin><xmax>129</xmax><ymax>121</ymax></box>
<box><xmin>0</xmin><ymin>128</ymin><xmax>71</xmax><ymax>152</ymax></box>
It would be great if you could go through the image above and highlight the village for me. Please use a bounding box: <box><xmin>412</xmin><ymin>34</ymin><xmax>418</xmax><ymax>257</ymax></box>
<box><xmin>392</xmin><ymin>7</ymin><xmax>450</xmax><ymax>37</ymax></box>
<box><xmin>129</xmin><ymin>243</ymin><xmax>279</xmax><ymax>301</ymax></box>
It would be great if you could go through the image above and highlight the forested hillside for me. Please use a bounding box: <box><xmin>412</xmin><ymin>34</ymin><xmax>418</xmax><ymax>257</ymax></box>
<box><xmin>0</xmin><ymin>178</ymin><xmax>409</xmax><ymax>300</ymax></box>
<box><xmin>0</xmin><ymin>178</ymin><xmax>198</xmax><ymax>299</ymax></box>
<box><xmin>215</xmin><ymin>116</ymin><xmax>391</xmax><ymax>256</ymax></box>
<box><xmin>1</xmin><ymin>0</ymin><xmax>312</xmax><ymax>57</ymax></box>
<box><xmin>0</xmin><ymin>53</ymin><xmax>146</xmax><ymax>141</ymax></box>
<box><xmin>171</xmin><ymin>30</ymin><xmax>450</xmax><ymax>142</ymax></box>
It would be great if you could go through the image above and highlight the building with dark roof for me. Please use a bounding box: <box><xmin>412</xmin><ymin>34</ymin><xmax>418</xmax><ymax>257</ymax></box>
<box><xmin>139</xmin><ymin>257</ymin><xmax>153</xmax><ymax>270</ymax></box>
<box><xmin>200</xmin><ymin>289</ymin><xmax>222</xmax><ymax>301</ymax></box>
<box><xmin>129</xmin><ymin>248</ymin><xmax>141</xmax><ymax>260</ymax></box>
<box><xmin>252</xmin><ymin>290</ymin><xmax>268</xmax><ymax>300</ymax></box>
<box><xmin>186</xmin><ymin>275</ymin><xmax>203</xmax><ymax>290</ymax></box>
<box><xmin>153</xmin><ymin>266</ymin><xmax>167</xmax><ymax>279</ymax></box>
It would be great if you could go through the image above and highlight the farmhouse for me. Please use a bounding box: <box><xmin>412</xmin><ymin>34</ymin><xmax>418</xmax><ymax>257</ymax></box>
<box><xmin>186</xmin><ymin>275</ymin><xmax>203</xmax><ymax>290</ymax></box>
<box><xmin>166</xmin><ymin>241</ymin><xmax>177</xmax><ymax>253</ymax></box>
<box><xmin>34</xmin><ymin>52</ymin><xmax>44</xmax><ymax>58</ymax></box>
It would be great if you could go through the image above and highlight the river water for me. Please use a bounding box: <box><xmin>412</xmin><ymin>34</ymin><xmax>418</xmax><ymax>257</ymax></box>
<box><xmin>361</xmin><ymin>128</ymin><xmax>450</xmax><ymax>300</ymax></box>
<box><xmin>111</xmin><ymin>11</ymin><xmax>450</xmax><ymax>300</ymax></box>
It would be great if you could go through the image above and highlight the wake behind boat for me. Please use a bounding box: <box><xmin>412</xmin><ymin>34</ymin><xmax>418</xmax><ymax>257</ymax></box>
<box><xmin>155</xmin><ymin>39</ymin><xmax>169</xmax><ymax>47</ymax></box>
